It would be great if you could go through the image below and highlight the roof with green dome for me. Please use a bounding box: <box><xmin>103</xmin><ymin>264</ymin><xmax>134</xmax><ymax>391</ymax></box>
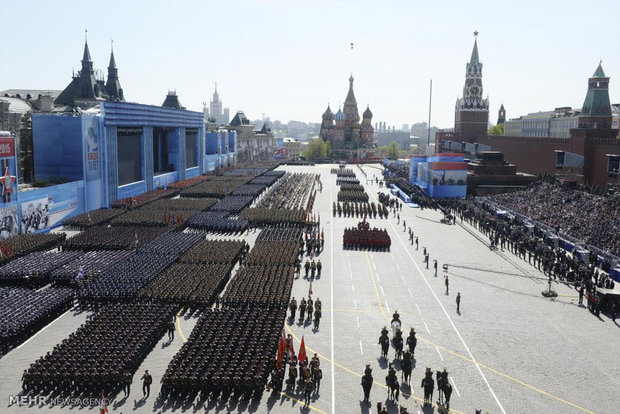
<box><xmin>322</xmin><ymin>105</ymin><xmax>334</xmax><ymax>121</ymax></box>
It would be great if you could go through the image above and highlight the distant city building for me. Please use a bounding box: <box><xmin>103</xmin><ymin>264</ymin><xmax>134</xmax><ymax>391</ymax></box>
<box><xmin>454</xmin><ymin>33</ymin><xmax>489</xmax><ymax>137</ymax></box>
<box><xmin>55</xmin><ymin>39</ymin><xmax>124</xmax><ymax>110</ymax></box>
<box><xmin>504</xmin><ymin>107</ymin><xmax>581</xmax><ymax>138</ymax></box>
<box><xmin>402</xmin><ymin>124</ymin><xmax>410</xmax><ymax>132</ymax></box>
<box><xmin>282</xmin><ymin>137</ymin><xmax>301</xmax><ymax>158</ymax></box>
<box><xmin>374</xmin><ymin>122</ymin><xmax>410</xmax><ymax>149</ymax></box>
<box><xmin>319</xmin><ymin>75</ymin><xmax>376</xmax><ymax>159</ymax></box>
<box><xmin>411</xmin><ymin>122</ymin><xmax>439</xmax><ymax>145</ymax></box>
<box><xmin>204</xmin><ymin>84</ymin><xmax>230</xmax><ymax>126</ymax></box>
<box><xmin>612</xmin><ymin>104</ymin><xmax>620</xmax><ymax>139</ymax></box>
<box><xmin>228</xmin><ymin>111</ymin><xmax>276</xmax><ymax>162</ymax></box>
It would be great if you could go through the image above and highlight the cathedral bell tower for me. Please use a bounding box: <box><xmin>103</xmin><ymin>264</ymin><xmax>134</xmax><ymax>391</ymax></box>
<box><xmin>454</xmin><ymin>31</ymin><xmax>489</xmax><ymax>137</ymax></box>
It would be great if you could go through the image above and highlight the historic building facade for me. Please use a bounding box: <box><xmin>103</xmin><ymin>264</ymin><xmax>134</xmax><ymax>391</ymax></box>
<box><xmin>228</xmin><ymin>111</ymin><xmax>276</xmax><ymax>163</ymax></box>
<box><xmin>319</xmin><ymin>75</ymin><xmax>376</xmax><ymax>159</ymax></box>
<box><xmin>55</xmin><ymin>40</ymin><xmax>124</xmax><ymax>110</ymax></box>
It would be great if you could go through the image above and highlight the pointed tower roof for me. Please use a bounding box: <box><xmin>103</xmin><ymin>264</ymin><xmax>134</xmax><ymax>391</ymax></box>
<box><xmin>470</xmin><ymin>38</ymin><xmax>479</xmax><ymax>65</ymax></box>
<box><xmin>108</xmin><ymin>49</ymin><xmax>116</xmax><ymax>69</ymax></box>
<box><xmin>363</xmin><ymin>105</ymin><xmax>373</xmax><ymax>119</ymax></box>
<box><xmin>592</xmin><ymin>61</ymin><xmax>606</xmax><ymax>77</ymax></box>
<box><xmin>82</xmin><ymin>40</ymin><xmax>92</xmax><ymax>62</ymax></box>
<box><xmin>345</xmin><ymin>74</ymin><xmax>357</xmax><ymax>104</ymax></box>
<box><xmin>500</xmin><ymin>103</ymin><xmax>504</xmax><ymax>110</ymax></box>
<box><xmin>213</xmin><ymin>82</ymin><xmax>219</xmax><ymax>101</ymax></box>
<box><xmin>106</xmin><ymin>43</ymin><xmax>124</xmax><ymax>101</ymax></box>
<box><xmin>580</xmin><ymin>62</ymin><xmax>611</xmax><ymax>118</ymax></box>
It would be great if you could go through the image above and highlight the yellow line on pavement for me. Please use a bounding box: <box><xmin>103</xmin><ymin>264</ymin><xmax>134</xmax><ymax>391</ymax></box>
<box><xmin>264</xmin><ymin>384</ymin><xmax>328</xmax><ymax>414</ymax></box>
<box><xmin>363</xmin><ymin>251</ymin><xmax>595</xmax><ymax>414</ymax></box>
<box><xmin>176</xmin><ymin>308</ymin><xmax>187</xmax><ymax>343</ymax></box>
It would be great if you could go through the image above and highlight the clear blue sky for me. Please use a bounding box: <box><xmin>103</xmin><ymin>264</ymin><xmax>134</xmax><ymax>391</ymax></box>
<box><xmin>1</xmin><ymin>0</ymin><xmax>618</xmax><ymax>128</ymax></box>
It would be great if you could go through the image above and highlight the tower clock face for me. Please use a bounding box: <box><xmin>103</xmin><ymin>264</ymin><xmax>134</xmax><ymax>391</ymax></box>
<box><xmin>469</xmin><ymin>85</ymin><xmax>481</xmax><ymax>97</ymax></box>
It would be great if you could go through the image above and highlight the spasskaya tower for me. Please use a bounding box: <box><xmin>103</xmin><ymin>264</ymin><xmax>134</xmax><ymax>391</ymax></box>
<box><xmin>454</xmin><ymin>31</ymin><xmax>489</xmax><ymax>137</ymax></box>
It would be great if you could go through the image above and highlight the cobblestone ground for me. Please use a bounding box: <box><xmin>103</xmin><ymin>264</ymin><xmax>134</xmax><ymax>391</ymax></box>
<box><xmin>1</xmin><ymin>163</ymin><xmax>618</xmax><ymax>414</ymax></box>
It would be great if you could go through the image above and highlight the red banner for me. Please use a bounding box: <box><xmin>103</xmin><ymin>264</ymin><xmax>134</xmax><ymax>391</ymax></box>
<box><xmin>0</xmin><ymin>138</ymin><xmax>15</xmax><ymax>157</ymax></box>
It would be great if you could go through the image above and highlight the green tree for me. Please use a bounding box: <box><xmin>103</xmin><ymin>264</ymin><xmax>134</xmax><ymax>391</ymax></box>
<box><xmin>488</xmin><ymin>124</ymin><xmax>504</xmax><ymax>136</ymax></box>
<box><xmin>379</xmin><ymin>141</ymin><xmax>400</xmax><ymax>159</ymax></box>
<box><xmin>303</xmin><ymin>138</ymin><xmax>329</xmax><ymax>161</ymax></box>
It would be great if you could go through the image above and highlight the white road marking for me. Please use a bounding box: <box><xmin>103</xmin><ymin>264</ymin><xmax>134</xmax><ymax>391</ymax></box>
<box><xmin>16</xmin><ymin>308</ymin><xmax>72</xmax><ymax>349</ymax></box>
<box><xmin>380</xmin><ymin>286</ymin><xmax>385</xmax><ymax>296</ymax></box>
<box><xmin>376</xmin><ymin>272</ymin><xmax>380</xmax><ymax>282</ymax></box>
<box><xmin>400</xmin><ymin>273</ymin><xmax>406</xmax><ymax>282</ymax></box>
<box><xmin>385</xmin><ymin>301</ymin><xmax>390</xmax><ymax>313</ymax></box>
<box><xmin>436</xmin><ymin>346</ymin><xmax>444</xmax><ymax>361</ymax></box>
<box><xmin>351</xmin><ymin>285</ymin><xmax>355</xmax><ymax>293</ymax></box>
<box><xmin>356</xmin><ymin>316</ymin><xmax>360</xmax><ymax>329</ymax></box>
<box><xmin>359</xmin><ymin>340</ymin><xmax>364</xmax><ymax>355</ymax></box>
<box><xmin>386</xmin><ymin>218</ymin><xmax>507</xmax><ymax>413</ymax></box>
<box><xmin>353</xmin><ymin>298</ymin><xmax>357</xmax><ymax>309</ymax></box>
<box><xmin>329</xmin><ymin>171</ymin><xmax>336</xmax><ymax>414</ymax></box>
<box><xmin>451</xmin><ymin>377</ymin><xmax>461</xmax><ymax>397</ymax></box>
<box><xmin>424</xmin><ymin>321</ymin><xmax>430</xmax><ymax>333</ymax></box>
<box><xmin>373</xmin><ymin>261</ymin><xmax>376</xmax><ymax>270</ymax></box>
<box><xmin>415</xmin><ymin>303</ymin><xmax>421</xmax><ymax>314</ymax></box>
<box><xmin>408</xmin><ymin>288</ymin><xmax>413</xmax><ymax>297</ymax></box>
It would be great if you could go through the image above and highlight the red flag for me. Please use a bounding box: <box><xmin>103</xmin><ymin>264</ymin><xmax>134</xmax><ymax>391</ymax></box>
<box><xmin>276</xmin><ymin>335</ymin><xmax>285</xmax><ymax>369</ymax></box>
<box><xmin>288</xmin><ymin>336</ymin><xmax>295</xmax><ymax>359</ymax></box>
<box><xmin>298</xmin><ymin>336</ymin><xmax>307</xmax><ymax>363</ymax></box>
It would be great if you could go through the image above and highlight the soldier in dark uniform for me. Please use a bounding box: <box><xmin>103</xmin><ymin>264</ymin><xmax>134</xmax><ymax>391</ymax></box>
<box><xmin>361</xmin><ymin>365</ymin><xmax>373</xmax><ymax>403</ymax></box>
<box><xmin>406</xmin><ymin>328</ymin><xmax>417</xmax><ymax>356</ymax></box>
<box><xmin>287</xmin><ymin>363</ymin><xmax>297</xmax><ymax>391</ymax></box>
<box><xmin>289</xmin><ymin>297</ymin><xmax>297</xmax><ymax>320</ymax></box>
<box><xmin>317</xmin><ymin>260</ymin><xmax>322</xmax><ymax>277</ymax></box>
<box><xmin>306</xmin><ymin>300</ymin><xmax>314</xmax><ymax>322</ymax></box>
<box><xmin>299</xmin><ymin>298</ymin><xmax>306</xmax><ymax>321</ymax></box>
<box><xmin>168</xmin><ymin>317</ymin><xmax>175</xmax><ymax>341</ymax></box>
<box><xmin>141</xmin><ymin>370</ymin><xmax>152</xmax><ymax>398</ymax></box>
<box><xmin>304</xmin><ymin>261</ymin><xmax>310</xmax><ymax>278</ymax></box>
<box><xmin>123</xmin><ymin>372</ymin><xmax>132</xmax><ymax>397</ymax></box>
<box><xmin>312</xmin><ymin>366</ymin><xmax>322</xmax><ymax>393</ymax></box>
<box><xmin>310</xmin><ymin>260</ymin><xmax>317</xmax><ymax>279</ymax></box>
<box><xmin>303</xmin><ymin>379</ymin><xmax>314</xmax><ymax>407</ymax></box>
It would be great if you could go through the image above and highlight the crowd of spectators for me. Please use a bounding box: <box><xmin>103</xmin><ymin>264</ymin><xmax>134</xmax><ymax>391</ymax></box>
<box><xmin>487</xmin><ymin>182</ymin><xmax>620</xmax><ymax>257</ymax></box>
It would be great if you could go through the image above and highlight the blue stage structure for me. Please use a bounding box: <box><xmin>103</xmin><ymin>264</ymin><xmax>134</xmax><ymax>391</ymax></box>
<box><xmin>409</xmin><ymin>153</ymin><xmax>467</xmax><ymax>199</ymax></box>
<box><xmin>0</xmin><ymin>101</ymin><xmax>238</xmax><ymax>237</ymax></box>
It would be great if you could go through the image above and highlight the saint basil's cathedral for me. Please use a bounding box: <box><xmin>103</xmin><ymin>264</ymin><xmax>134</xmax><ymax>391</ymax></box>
<box><xmin>319</xmin><ymin>75</ymin><xmax>377</xmax><ymax>160</ymax></box>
